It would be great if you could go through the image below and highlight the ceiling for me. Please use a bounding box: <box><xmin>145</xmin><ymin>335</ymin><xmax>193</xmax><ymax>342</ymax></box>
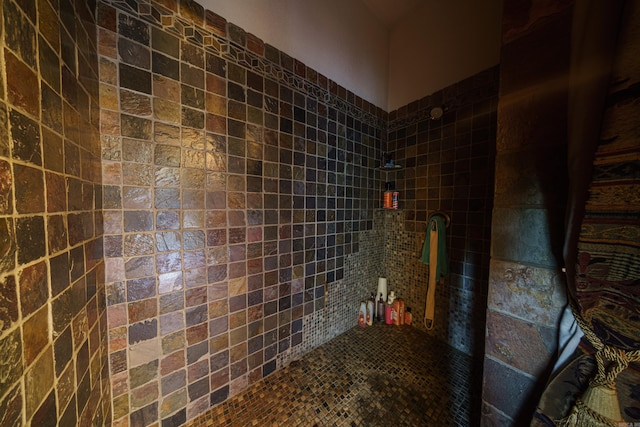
<box><xmin>360</xmin><ymin>0</ymin><xmax>426</xmax><ymax>29</ymax></box>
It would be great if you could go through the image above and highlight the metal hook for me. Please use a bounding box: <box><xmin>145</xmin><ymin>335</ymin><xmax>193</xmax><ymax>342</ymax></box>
<box><xmin>428</xmin><ymin>210</ymin><xmax>450</xmax><ymax>228</ymax></box>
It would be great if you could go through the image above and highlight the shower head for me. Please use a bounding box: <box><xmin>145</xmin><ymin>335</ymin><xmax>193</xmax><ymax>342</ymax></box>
<box><xmin>429</xmin><ymin>106</ymin><xmax>444</xmax><ymax>120</ymax></box>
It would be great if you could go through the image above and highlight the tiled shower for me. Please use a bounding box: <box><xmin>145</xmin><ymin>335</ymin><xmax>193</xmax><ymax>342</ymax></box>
<box><xmin>0</xmin><ymin>0</ymin><xmax>497</xmax><ymax>426</ymax></box>
<box><xmin>382</xmin><ymin>71</ymin><xmax>496</xmax><ymax>355</ymax></box>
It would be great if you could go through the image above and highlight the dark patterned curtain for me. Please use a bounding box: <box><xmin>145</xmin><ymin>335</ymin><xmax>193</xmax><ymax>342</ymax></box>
<box><xmin>542</xmin><ymin>0</ymin><xmax>640</xmax><ymax>425</ymax></box>
<box><xmin>568</xmin><ymin>0</ymin><xmax>640</xmax><ymax>352</ymax></box>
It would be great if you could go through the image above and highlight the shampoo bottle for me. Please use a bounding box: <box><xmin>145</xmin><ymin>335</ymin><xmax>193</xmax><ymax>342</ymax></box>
<box><xmin>384</xmin><ymin>291</ymin><xmax>396</xmax><ymax>325</ymax></box>
<box><xmin>386</xmin><ymin>291</ymin><xmax>396</xmax><ymax>325</ymax></box>
<box><xmin>358</xmin><ymin>301</ymin><xmax>366</xmax><ymax>327</ymax></box>
<box><xmin>393</xmin><ymin>299</ymin><xmax>400</xmax><ymax>325</ymax></box>
<box><xmin>383</xmin><ymin>182</ymin><xmax>393</xmax><ymax>209</ymax></box>
<box><xmin>366</xmin><ymin>296</ymin><xmax>374</xmax><ymax>326</ymax></box>
<box><xmin>385</xmin><ymin>303</ymin><xmax>393</xmax><ymax>325</ymax></box>
<box><xmin>383</xmin><ymin>190</ymin><xmax>392</xmax><ymax>209</ymax></box>
<box><xmin>405</xmin><ymin>307</ymin><xmax>412</xmax><ymax>325</ymax></box>
<box><xmin>370</xmin><ymin>293</ymin><xmax>377</xmax><ymax>320</ymax></box>
<box><xmin>397</xmin><ymin>298</ymin><xmax>405</xmax><ymax>325</ymax></box>
<box><xmin>377</xmin><ymin>293</ymin><xmax>385</xmax><ymax>322</ymax></box>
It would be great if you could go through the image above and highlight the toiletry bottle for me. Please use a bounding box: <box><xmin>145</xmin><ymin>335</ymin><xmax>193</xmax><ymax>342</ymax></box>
<box><xmin>370</xmin><ymin>293</ymin><xmax>377</xmax><ymax>320</ymax></box>
<box><xmin>358</xmin><ymin>301</ymin><xmax>366</xmax><ymax>327</ymax></box>
<box><xmin>383</xmin><ymin>182</ymin><xmax>393</xmax><ymax>209</ymax></box>
<box><xmin>366</xmin><ymin>295</ymin><xmax>374</xmax><ymax>326</ymax></box>
<box><xmin>397</xmin><ymin>298</ymin><xmax>405</xmax><ymax>325</ymax></box>
<box><xmin>377</xmin><ymin>293</ymin><xmax>385</xmax><ymax>322</ymax></box>
<box><xmin>392</xmin><ymin>191</ymin><xmax>399</xmax><ymax>209</ymax></box>
<box><xmin>393</xmin><ymin>299</ymin><xmax>400</xmax><ymax>325</ymax></box>
<box><xmin>385</xmin><ymin>304</ymin><xmax>393</xmax><ymax>325</ymax></box>
<box><xmin>385</xmin><ymin>291</ymin><xmax>395</xmax><ymax>325</ymax></box>
<box><xmin>377</xmin><ymin>278</ymin><xmax>388</xmax><ymax>304</ymax></box>
<box><xmin>405</xmin><ymin>307</ymin><xmax>412</xmax><ymax>325</ymax></box>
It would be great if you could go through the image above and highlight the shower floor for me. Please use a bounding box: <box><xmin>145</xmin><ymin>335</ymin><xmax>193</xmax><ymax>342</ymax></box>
<box><xmin>187</xmin><ymin>323</ymin><xmax>481</xmax><ymax>426</ymax></box>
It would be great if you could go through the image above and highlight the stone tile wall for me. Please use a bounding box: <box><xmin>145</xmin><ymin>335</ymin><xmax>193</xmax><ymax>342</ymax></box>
<box><xmin>383</xmin><ymin>67</ymin><xmax>498</xmax><ymax>357</ymax></box>
<box><xmin>0</xmin><ymin>0</ymin><xmax>111</xmax><ymax>426</ymax></box>
<box><xmin>481</xmin><ymin>1</ymin><xmax>573</xmax><ymax>425</ymax></box>
<box><xmin>96</xmin><ymin>1</ymin><xmax>386</xmax><ymax>425</ymax></box>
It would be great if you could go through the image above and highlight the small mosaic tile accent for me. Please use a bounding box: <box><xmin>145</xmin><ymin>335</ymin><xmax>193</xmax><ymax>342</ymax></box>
<box><xmin>187</xmin><ymin>324</ymin><xmax>480</xmax><ymax>427</ymax></box>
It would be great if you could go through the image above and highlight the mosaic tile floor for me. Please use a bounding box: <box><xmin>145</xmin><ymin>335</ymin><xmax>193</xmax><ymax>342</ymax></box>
<box><xmin>187</xmin><ymin>324</ymin><xmax>481</xmax><ymax>426</ymax></box>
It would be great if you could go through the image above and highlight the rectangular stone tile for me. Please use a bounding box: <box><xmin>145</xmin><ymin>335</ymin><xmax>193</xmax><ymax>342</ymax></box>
<box><xmin>491</xmin><ymin>207</ymin><xmax>561</xmax><ymax>267</ymax></box>
<box><xmin>482</xmin><ymin>356</ymin><xmax>537</xmax><ymax>420</ymax></box>
<box><xmin>488</xmin><ymin>259</ymin><xmax>565</xmax><ymax>327</ymax></box>
<box><xmin>485</xmin><ymin>310</ymin><xmax>556</xmax><ymax>377</ymax></box>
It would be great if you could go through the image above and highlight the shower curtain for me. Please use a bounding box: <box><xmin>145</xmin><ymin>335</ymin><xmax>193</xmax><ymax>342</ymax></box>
<box><xmin>535</xmin><ymin>0</ymin><xmax>640</xmax><ymax>425</ymax></box>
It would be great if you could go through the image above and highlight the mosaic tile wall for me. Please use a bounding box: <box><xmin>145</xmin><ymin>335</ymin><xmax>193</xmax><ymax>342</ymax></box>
<box><xmin>0</xmin><ymin>0</ymin><xmax>111</xmax><ymax>426</ymax></box>
<box><xmin>96</xmin><ymin>0</ymin><xmax>386</xmax><ymax>425</ymax></box>
<box><xmin>292</xmin><ymin>221</ymin><xmax>385</xmax><ymax>360</ymax></box>
<box><xmin>382</xmin><ymin>68</ymin><xmax>498</xmax><ymax>357</ymax></box>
